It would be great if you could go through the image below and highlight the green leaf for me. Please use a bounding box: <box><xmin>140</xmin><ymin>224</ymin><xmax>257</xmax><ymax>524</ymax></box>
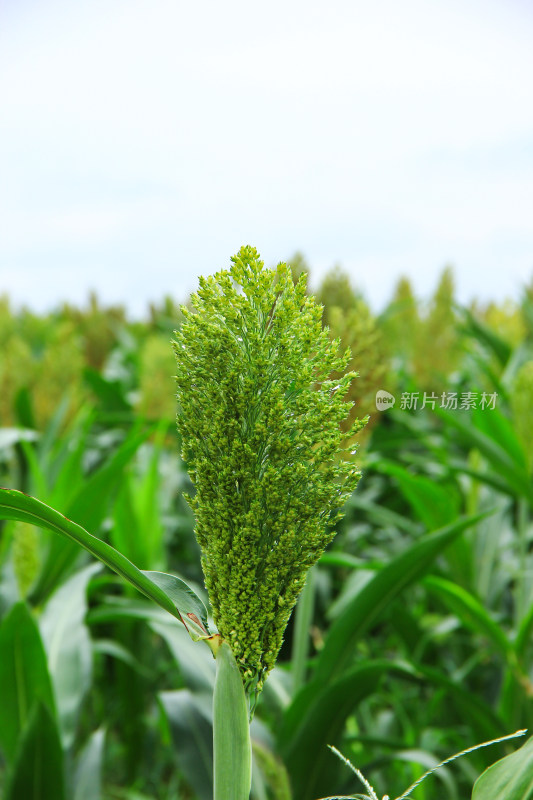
<box><xmin>151</xmin><ymin>619</ymin><xmax>216</xmax><ymax>694</ymax></box>
<box><xmin>326</xmin><ymin>569</ymin><xmax>375</xmax><ymax>622</ymax></box>
<box><xmin>213</xmin><ymin>640</ymin><xmax>252</xmax><ymax>800</ymax></box>
<box><xmin>0</xmin><ymin>603</ymin><xmax>56</xmax><ymax>763</ymax></box>
<box><xmin>313</xmin><ymin>513</ymin><xmax>488</xmax><ymax>685</ymax></box>
<box><xmin>92</xmin><ymin>639</ymin><xmax>153</xmax><ymax>678</ymax></box>
<box><xmin>279</xmin><ymin>664</ymin><xmax>379</xmax><ymax>796</ymax></box>
<box><xmin>372</xmin><ymin>459</ymin><xmax>459</xmax><ymax>529</ymax></box>
<box><xmin>423</xmin><ymin>575</ymin><xmax>512</xmax><ymax>657</ymax></box>
<box><xmin>393</xmin><ymin>748</ymin><xmax>459</xmax><ymax>799</ymax></box>
<box><xmin>159</xmin><ymin>690</ymin><xmax>213</xmax><ymax>800</ymax></box>
<box><xmin>458</xmin><ymin>306</ymin><xmax>512</xmax><ymax>366</ymax></box>
<box><xmin>447</xmin><ymin>459</ymin><xmax>516</xmax><ymax>499</ymax></box>
<box><xmin>111</xmin><ymin>423</ymin><xmax>168</xmax><ymax>570</ymax></box>
<box><xmin>515</xmin><ymin>599</ymin><xmax>533</xmax><ymax>660</ymax></box>
<box><xmin>91</xmin><ymin>598</ymin><xmax>214</xmax><ymax>684</ymax></box>
<box><xmin>436</xmin><ymin>409</ymin><xmax>533</xmax><ymax>504</ymax></box>
<box><xmin>279</xmin><ymin>660</ymin><xmax>416</xmax><ymax>800</ymax></box>
<box><xmin>0</xmin><ymin>488</ymin><xmax>211</xmax><ymax>642</ymax></box>
<box><xmin>14</xmin><ymin>386</ymin><xmax>36</xmax><ymax>429</ymax></box>
<box><xmin>40</xmin><ymin>564</ymin><xmax>101</xmax><ymax>747</ymax></box>
<box><xmin>135</xmin><ymin>423</ymin><xmax>168</xmax><ymax>566</ymax></box>
<box><xmin>318</xmin><ymin>551</ymin><xmax>367</xmax><ymax>569</ymax></box>
<box><xmin>46</xmin><ymin>412</ymin><xmax>94</xmax><ymax>509</ymax></box>
<box><xmin>83</xmin><ymin>366</ymin><xmax>132</xmax><ymax>413</ymax></box>
<box><xmin>0</xmin><ymin>558</ymin><xmax>19</xmax><ymax>615</ymax></box>
<box><xmin>142</xmin><ymin>571</ymin><xmax>210</xmax><ymax>641</ymax></box>
<box><xmin>415</xmin><ymin>664</ymin><xmax>507</xmax><ymax>744</ymax></box>
<box><xmin>68</xmin><ymin>426</ymin><xmax>154</xmax><ymax>528</ymax></box>
<box><xmin>471</xmin><ymin>736</ymin><xmax>533</xmax><ymax>800</ymax></box>
<box><xmin>31</xmin><ymin>423</ymin><xmax>154</xmax><ymax>601</ymax></box>
<box><xmin>5</xmin><ymin>702</ymin><xmax>65</xmax><ymax>800</ymax></box>
<box><xmin>73</xmin><ymin>728</ymin><xmax>106</xmax><ymax>800</ymax></box>
<box><xmin>342</xmin><ymin>492</ymin><xmax>421</xmax><ymax>535</ymax></box>
<box><xmin>86</xmin><ymin>597</ymin><xmax>169</xmax><ymax>626</ymax></box>
<box><xmin>112</xmin><ymin>478</ymin><xmax>144</xmax><ymax>564</ymax></box>
<box><xmin>471</xmin><ymin>405</ymin><xmax>528</xmax><ymax>472</ymax></box>
<box><xmin>290</xmin><ymin>566</ymin><xmax>316</xmax><ymax>693</ymax></box>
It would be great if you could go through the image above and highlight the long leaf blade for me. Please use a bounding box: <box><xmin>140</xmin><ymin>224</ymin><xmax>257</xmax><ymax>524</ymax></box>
<box><xmin>471</xmin><ymin>735</ymin><xmax>533</xmax><ymax>800</ymax></box>
<box><xmin>143</xmin><ymin>570</ymin><xmax>210</xmax><ymax>640</ymax></box>
<box><xmin>313</xmin><ymin>513</ymin><xmax>489</xmax><ymax>685</ymax></box>
<box><xmin>423</xmin><ymin>575</ymin><xmax>511</xmax><ymax>657</ymax></box>
<box><xmin>73</xmin><ymin>728</ymin><xmax>106</xmax><ymax>800</ymax></box>
<box><xmin>0</xmin><ymin>488</ymin><xmax>210</xmax><ymax>641</ymax></box>
<box><xmin>0</xmin><ymin>603</ymin><xmax>56</xmax><ymax>763</ymax></box>
<box><xmin>159</xmin><ymin>690</ymin><xmax>213</xmax><ymax>800</ymax></box>
<box><xmin>280</xmin><ymin>660</ymin><xmax>418</xmax><ymax>799</ymax></box>
<box><xmin>5</xmin><ymin>702</ymin><xmax>65</xmax><ymax>800</ymax></box>
<box><xmin>40</xmin><ymin>564</ymin><xmax>101</xmax><ymax>747</ymax></box>
<box><xmin>213</xmin><ymin>640</ymin><xmax>252</xmax><ymax>800</ymax></box>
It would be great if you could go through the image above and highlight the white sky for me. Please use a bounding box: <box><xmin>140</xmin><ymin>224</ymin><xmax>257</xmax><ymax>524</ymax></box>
<box><xmin>1</xmin><ymin>0</ymin><xmax>532</xmax><ymax>315</ymax></box>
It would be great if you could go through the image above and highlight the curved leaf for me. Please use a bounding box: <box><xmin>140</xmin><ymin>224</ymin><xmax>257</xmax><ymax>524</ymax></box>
<box><xmin>0</xmin><ymin>602</ymin><xmax>56</xmax><ymax>763</ymax></box>
<box><xmin>415</xmin><ymin>665</ymin><xmax>506</xmax><ymax>744</ymax></box>
<box><xmin>213</xmin><ymin>640</ymin><xmax>252</xmax><ymax>800</ymax></box>
<box><xmin>74</xmin><ymin>728</ymin><xmax>106</xmax><ymax>800</ymax></box>
<box><xmin>471</xmin><ymin>736</ymin><xmax>533</xmax><ymax>800</ymax></box>
<box><xmin>5</xmin><ymin>702</ymin><xmax>65</xmax><ymax>800</ymax></box>
<box><xmin>435</xmin><ymin>409</ymin><xmax>533</xmax><ymax>504</ymax></box>
<box><xmin>515</xmin><ymin>599</ymin><xmax>533</xmax><ymax>660</ymax></box>
<box><xmin>151</xmin><ymin>619</ymin><xmax>216</xmax><ymax>694</ymax></box>
<box><xmin>313</xmin><ymin>513</ymin><xmax>488</xmax><ymax>685</ymax></box>
<box><xmin>30</xmin><ymin>423</ymin><xmax>154</xmax><ymax>602</ymax></box>
<box><xmin>372</xmin><ymin>459</ymin><xmax>459</xmax><ymax>529</ymax></box>
<box><xmin>40</xmin><ymin>564</ymin><xmax>101</xmax><ymax>747</ymax></box>
<box><xmin>279</xmin><ymin>660</ymin><xmax>417</xmax><ymax>799</ymax></box>
<box><xmin>423</xmin><ymin>575</ymin><xmax>511</xmax><ymax>657</ymax></box>
<box><xmin>0</xmin><ymin>488</ymin><xmax>210</xmax><ymax>642</ymax></box>
<box><xmin>159</xmin><ymin>690</ymin><xmax>213</xmax><ymax>800</ymax></box>
<box><xmin>143</xmin><ymin>570</ymin><xmax>209</xmax><ymax>640</ymax></box>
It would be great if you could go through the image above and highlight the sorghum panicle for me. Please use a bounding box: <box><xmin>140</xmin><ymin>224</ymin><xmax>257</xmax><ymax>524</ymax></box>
<box><xmin>174</xmin><ymin>246</ymin><xmax>365</xmax><ymax>693</ymax></box>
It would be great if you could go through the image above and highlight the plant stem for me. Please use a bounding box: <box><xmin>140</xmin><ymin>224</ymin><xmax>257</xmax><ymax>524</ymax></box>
<box><xmin>213</xmin><ymin>640</ymin><xmax>252</xmax><ymax>800</ymax></box>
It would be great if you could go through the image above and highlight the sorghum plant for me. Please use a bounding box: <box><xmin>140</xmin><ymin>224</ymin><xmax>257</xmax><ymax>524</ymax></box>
<box><xmin>0</xmin><ymin>246</ymin><xmax>365</xmax><ymax>800</ymax></box>
<box><xmin>1</xmin><ymin>248</ymin><xmax>532</xmax><ymax>800</ymax></box>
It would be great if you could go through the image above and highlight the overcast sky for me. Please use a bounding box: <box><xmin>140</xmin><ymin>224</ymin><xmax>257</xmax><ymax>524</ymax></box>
<box><xmin>1</xmin><ymin>0</ymin><xmax>532</xmax><ymax>316</ymax></box>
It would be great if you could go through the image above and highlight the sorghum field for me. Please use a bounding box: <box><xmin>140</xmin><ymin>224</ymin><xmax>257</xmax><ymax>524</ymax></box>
<box><xmin>1</xmin><ymin>251</ymin><xmax>533</xmax><ymax>800</ymax></box>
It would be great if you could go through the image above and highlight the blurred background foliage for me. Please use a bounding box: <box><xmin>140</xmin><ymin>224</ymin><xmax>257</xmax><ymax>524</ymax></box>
<box><xmin>1</xmin><ymin>257</ymin><xmax>533</xmax><ymax>800</ymax></box>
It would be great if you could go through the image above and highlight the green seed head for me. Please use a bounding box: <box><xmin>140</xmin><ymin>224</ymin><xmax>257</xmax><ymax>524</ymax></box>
<box><xmin>174</xmin><ymin>246</ymin><xmax>364</xmax><ymax>693</ymax></box>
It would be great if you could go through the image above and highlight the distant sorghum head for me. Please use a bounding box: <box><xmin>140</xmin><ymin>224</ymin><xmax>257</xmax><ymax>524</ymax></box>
<box><xmin>174</xmin><ymin>246</ymin><xmax>365</xmax><ymax>694</ymax></box>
